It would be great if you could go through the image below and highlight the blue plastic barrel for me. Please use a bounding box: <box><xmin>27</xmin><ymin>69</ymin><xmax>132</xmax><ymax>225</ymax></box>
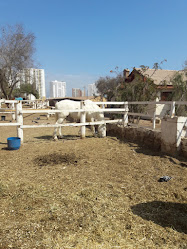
<box><xmin>7</xmin><ymin>137</ymin><xmax>21</xmax><ymax>150</ymax></box>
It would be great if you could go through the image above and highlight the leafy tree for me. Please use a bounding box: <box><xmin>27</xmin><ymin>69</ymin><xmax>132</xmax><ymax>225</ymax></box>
<box><xmin>118</xmin><ymin>73</ymin><xmax>157</xmax><ymax>102</ymax></box>
<box><xmin>169</xmin><ymin>70</ymin><xmax>187</xmax><ymax>116</ymax></box>
<box><xmin>170</xmin><ymin>72</ymin><xmax>187</xmax><ymax>101</ymax></box>
<box><xmin>117</xmin><ymin>70</ymin><xmax>158</xmax><ymax>115</ymax></box>
<box><xmin>117</xmin><ymin>61</ymin><xmax>168</xmax><ymax>115</ymax></box>
<box><xmin>95</xmin><ymin>75</ymin><xmax>123</xmax><ymax>101</ymax></box>
<box><xmin>13</xmin><ymin>83</ymin><xmax>39</xmax><ymax>99</ymax></box>
<box><xmin>153</xmin><ymin>59</ymin><xmax>167</xmax><ymax>70</ymax></box>
<box><xmin>0</xmin><ymin>24</ymin><xmax>35</xmax><ymax>99</ymax></box>
<box><xmin>139</xmin><ymin>65</ymin><xmax>149</xmax><ymax>72</ymax></box>
<box><xmin>96</xmin><ymin>66</ymin><xmax>158</xmax><ymax>121</ymax></box>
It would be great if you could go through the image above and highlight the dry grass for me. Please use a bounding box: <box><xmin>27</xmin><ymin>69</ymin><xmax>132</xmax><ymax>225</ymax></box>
<box><xmin>0</xmin><ymin>113</ymin><xmax>186</xmax><ymax>248</ymax></box>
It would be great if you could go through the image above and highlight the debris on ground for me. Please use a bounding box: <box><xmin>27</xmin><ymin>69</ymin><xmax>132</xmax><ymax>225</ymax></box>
<box><xmin>158</xmin><ymin>176</ymin><xmax>172</xmax><ymax>182</ymax></box>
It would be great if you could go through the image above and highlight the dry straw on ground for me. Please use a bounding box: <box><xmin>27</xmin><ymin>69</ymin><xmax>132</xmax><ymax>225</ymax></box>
<box><xmin>0</xmin><ymin>113</ymin><xmax>186</xmax><ymax>248</ymax></box>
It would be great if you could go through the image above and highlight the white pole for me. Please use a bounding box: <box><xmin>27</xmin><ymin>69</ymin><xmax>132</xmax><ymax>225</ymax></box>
<box><xmin>123</xmin><ymin>101</ymin><xmax>128</xmax><ymax>127</ymax></box>
<box><xmin>80</xmin><ymin>101</ymin><xmax>86</xmax><ymax>139</ymax></box>
<box><xmin>16</xmin><ymin>102</ymin><xmax>23</xmax><ymax>143</ymax></box>
<box><xmin>152</xmin><ymin>109</ymin><xmax>156</xmax><ymax>129</ymax></box>
<box><xmin>170</xmin><ymin>101</ymin><xmax>175</xmax><ymax>117</ymax></box>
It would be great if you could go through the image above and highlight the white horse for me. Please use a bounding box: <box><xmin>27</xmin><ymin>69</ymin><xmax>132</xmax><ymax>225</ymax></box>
<box><xmin>53</xmin><ymin>100</ymin><xmax>106</xmax><ymax>140</ymax></box>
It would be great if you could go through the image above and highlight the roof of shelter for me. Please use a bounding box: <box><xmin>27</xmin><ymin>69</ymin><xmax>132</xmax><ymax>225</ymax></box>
<box><xmin>47</xmin><ymin>96</ymin><xmax>92</xmax><ymax>101</ymax></box>
<box><xmin>47</xmin><ymin>96</ymin><xmax>106</xmax><ymax>101</ymax></box>
<box><xmin>134</xmin><ymin>68</ymin><xmax>186</xmax><ymax>85</ymax></box>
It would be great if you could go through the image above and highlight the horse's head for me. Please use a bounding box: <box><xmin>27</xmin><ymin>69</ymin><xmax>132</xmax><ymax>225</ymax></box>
<box><xmin>98</xmin><ymin>123</ymin><xmax>106</xmax><ymax>138</ymax></box>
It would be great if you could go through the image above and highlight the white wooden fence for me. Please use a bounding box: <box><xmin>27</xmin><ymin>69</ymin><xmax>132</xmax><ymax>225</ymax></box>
<box><xmin>0</xmin><ymin>100</ymin><xmax>187</xmax><ymax>144</ymax></box>
<box><xmin>21</xmin><ymin>99</ymin><xmax>49</xmax><ymax>109</ymax></box>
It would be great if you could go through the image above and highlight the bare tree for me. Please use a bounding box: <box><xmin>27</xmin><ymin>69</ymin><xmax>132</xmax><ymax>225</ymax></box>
<box><xmin>0</xmin><ymin>24</ymin><xmax>35</xmax><ymax>99</ymax></box>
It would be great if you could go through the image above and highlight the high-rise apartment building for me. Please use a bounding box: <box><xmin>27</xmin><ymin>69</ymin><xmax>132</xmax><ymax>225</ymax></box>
<box><xmin>50</xmin><ymin>80</ymin><xmax>66</xmax><ymax>98</ymax></box>
<box><xmin>72</xmin><ymin>88</ymin><xmax>83</xmax><ymax>97</ymax></box>
<box><xmin>19</xmin><ymin>68</ymin><xmax>46</xmax><ymax>98</ymax></box>
<box><xmin>88</xmin><ymin>83</ymin><xmax>98</xmax><ymax>96</ymax></box>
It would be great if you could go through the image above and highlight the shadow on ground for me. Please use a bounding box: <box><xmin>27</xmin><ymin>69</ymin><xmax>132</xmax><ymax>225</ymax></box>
<box><xmin>134</xmin><ymin>146</ymin><xmax>166</xmax><ymax>157</ymax></box>
<box><xmin>34</xmin><ymin>134</ymin><xmax>94</xmax><ymax>141</ymax></box>
<box><xmin>134</xmin><ymin>147</ymin><xmax>187</xmax><ymax>167</ymax></box>
<box><xmin>0</xmin><ymin>142</ymin><xmax>8</xmax><ymax>145</ymax></box>
<box><xmin>34</xmin><ymin>135</ymin><xmax>53</xmax><ymax>140</ymax></box>
<box><xmin>1</xmin><ymin>147</ymin><xmax>9</xmax><ymax>150</ymax></box>
<box><xmin>131</xmin><ymin>201</ymin><xmax>187</xmax><ymax>234</ymax></box>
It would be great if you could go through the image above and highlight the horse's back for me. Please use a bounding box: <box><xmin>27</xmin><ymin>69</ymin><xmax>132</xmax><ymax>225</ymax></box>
<box><xmin>55</xmin><ymin>100</ymin><xmax>80</xmax><ymax>119</ymax></box>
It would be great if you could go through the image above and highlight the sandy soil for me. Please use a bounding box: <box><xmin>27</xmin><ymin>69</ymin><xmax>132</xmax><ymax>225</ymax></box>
<box><xmin>0</xmin><ymin>113</ymin><xmax>186</xmax><ymax>248</ymax></box>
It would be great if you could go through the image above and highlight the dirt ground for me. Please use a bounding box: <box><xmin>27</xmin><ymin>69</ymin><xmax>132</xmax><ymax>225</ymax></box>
<box><xmin>0</xmin><ymin>113</ymin><xmax>186</xmax><ymax>248</ymax></box>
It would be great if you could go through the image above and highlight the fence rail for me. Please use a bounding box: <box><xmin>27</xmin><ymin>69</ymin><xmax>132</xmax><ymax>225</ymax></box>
<box><xmin>0</xmin><ymin>99</ymin><xmax>187</xmax><ymax>143</ymax></box>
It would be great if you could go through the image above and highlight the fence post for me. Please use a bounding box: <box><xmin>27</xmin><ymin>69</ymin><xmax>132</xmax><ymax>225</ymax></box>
<box><xmin>12</xmin><ymin>112</ymin><xmax>16</xmax><ymax>121</ymax></box>
<box><xmin>16</xmin><ymin>102</ymin><xmax>23</xmax><ymax>143</ymax></box>
<box><xmin>161</xmin><ymin>116</ymin><xmax>187</xmax><ymax>155</ymax></box>
<box><xmin>170</xmin><ymin>101</ymin><xmax>175</xmax><ymax>117</ymax></box>
<box><xmin>123</xmin><ymin>101</ymin><xmax>128</xmax><ymax>127</ymax></box>
<box><xmin>80</xmin><ymin>101</ymin><xmax>86</xmax><ymax>139</ymax></box>
<box><xmin>152</xmin><ymin>109</ymin><xmax>156</xmax><ymax>129</ymax></box>
<box><xmin>32</xmin><ymin>101</ymin><xmax>36</xmax><ymax>109</ymax></box>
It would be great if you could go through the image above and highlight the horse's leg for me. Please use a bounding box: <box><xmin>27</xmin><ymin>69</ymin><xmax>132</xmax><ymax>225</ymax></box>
<box><xmin>58</xmin><ymin>120</ymin><xmax>63</xmax><ymax>139</ymax></box>
<box><xmin>91</xmin><ymin>125</ymin><xmax>96</xmax><ymax>136</ymax></box>
<box><xmin>96</xmin><ymin>113</ymin><xmax>106</xmax><ymax>138</ymax></box>
<box><xmin>53</xmin><ymin>117</ymin><xmax>64</xmax><ymax>140</ymax></box>
<box><xmin>90</xmin><ymin>117</ymin><xmax>97</xmax><ymax>137</ymax></box>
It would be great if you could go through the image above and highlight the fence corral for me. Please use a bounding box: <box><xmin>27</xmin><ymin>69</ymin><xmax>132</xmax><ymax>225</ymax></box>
<box><xmin>0</xmin><ymin>99</ymin><xmax>187</xmax><ymax>157</ymax></box>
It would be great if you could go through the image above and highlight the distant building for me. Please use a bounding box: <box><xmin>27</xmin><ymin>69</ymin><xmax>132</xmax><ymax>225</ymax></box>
<box><xmin>50</xmin><ymin>80</ymin><xmax>66</xmax><ymax>98</ymax></box>
<box><xmin>18</xmin><ymin>68</ymin><xmax>46</xmax><ymax>98</ymax></box>
<box><xmin>88</xmin><ymin>83</ymin><xmax>98</xmax><ymax>96</ymax></box>
<box><xmin>72</xmin><ymin>88</ymin><xmax>83</xmax><ymax>97</ymax></box>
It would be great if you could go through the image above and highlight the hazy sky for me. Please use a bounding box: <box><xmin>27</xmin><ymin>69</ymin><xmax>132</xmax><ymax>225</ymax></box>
<box><xmin>0</xmin><ymin>0</ymin><xmax>187</xmax><ymax>96</ymax></box>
